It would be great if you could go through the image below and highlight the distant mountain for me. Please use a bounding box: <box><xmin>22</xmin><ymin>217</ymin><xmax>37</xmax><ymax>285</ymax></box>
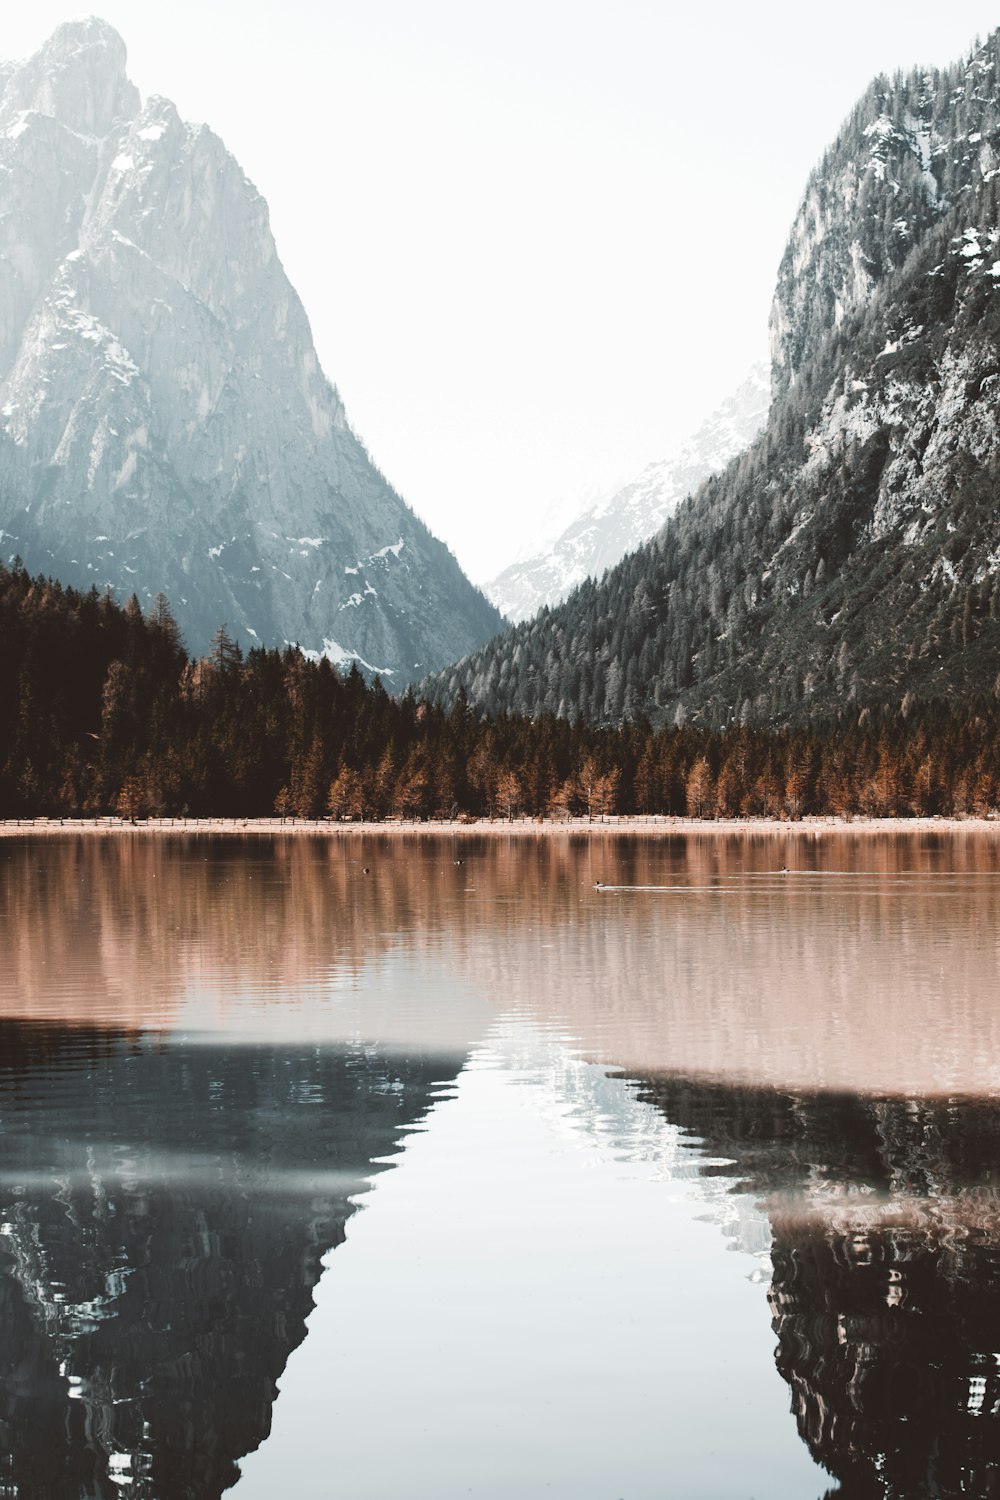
<box><xmin>0</xmin><ymin>19</ymin><xmax>501</xmax><ymax>678</ymax></box>
<box><xmin>424</xmin><ymin>33</ymin><xmax>1000</xmax><ymax>727</ymax></box>
<box><xmin>484</xmin><ymin>367</ymin><xmax>769</xmax><ymax>623</ymax></box>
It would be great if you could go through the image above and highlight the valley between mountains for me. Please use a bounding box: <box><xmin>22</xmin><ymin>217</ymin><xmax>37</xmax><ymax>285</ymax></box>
<box><xmin>4</xmin><ymin>21</ymin><xmax>1000</xmax><ymax>821</ymax></box>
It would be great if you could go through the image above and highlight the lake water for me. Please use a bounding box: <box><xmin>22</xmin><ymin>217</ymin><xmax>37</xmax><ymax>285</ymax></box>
<box><xmin>1</xmin><ymin>829</ymin><xmax>1000</xmax><ymax>1498</ymax></box>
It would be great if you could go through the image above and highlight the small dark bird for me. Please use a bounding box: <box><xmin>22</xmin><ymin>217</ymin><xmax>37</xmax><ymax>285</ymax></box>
<box><xmin>362</xmin><ymin>866</ymin><xmax>370</xmax><ymax>875</ymax></box>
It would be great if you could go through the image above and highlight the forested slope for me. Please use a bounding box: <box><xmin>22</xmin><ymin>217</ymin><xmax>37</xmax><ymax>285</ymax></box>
<box><xmin>424</xmin><ymin>36</ymin><xmax>1000</xmax><ymax>729</ymax></box>
<box><xmin>4</xmin><ymin>561</ymin><xmax>1000</xmax><ymax>820</ymax></box>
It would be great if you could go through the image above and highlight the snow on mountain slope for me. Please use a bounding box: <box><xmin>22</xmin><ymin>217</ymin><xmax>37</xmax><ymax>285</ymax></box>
<box><xmin>485</xmin><ymin>367</ymin><xmax>769</xmax><ymax>623</ymax></box>
<box><xmin>0</xmin><ymin>20</ymin><xmax>501</xmax><ymax>677</ymax></box>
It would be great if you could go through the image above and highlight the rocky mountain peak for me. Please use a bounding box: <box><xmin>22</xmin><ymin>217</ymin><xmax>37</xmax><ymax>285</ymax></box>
<box><xmin>37</xmin><ymin>15</ymin><xmax>127</xmax><ymax>65</ymax></box>
<box><xmin>2</xmin><ymin>17</ymin><xmax>137</xmax><ymax>140</ymax></box>
<box><xmin>0</xmin><ymin>21</ymin><xmax>502</xmax><ymax>677</ymax></box>
<box><xmin>769</xmin><ymin>30</ymin><xmax>1000</xmax><ymax>396</ymax></box>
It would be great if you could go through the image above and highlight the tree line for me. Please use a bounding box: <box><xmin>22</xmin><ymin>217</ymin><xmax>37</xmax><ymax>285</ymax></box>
<box><xmin>2</xmin><ymin>560</ymin><xmax>999</xmax><ymax>822</ymax></box>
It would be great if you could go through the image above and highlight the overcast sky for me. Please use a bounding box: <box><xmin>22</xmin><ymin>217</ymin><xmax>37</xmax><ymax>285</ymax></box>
<box><xmin>4</xmin><ymin>3</ymin><xmax>1000</xmax><ymax>580</ymax></box>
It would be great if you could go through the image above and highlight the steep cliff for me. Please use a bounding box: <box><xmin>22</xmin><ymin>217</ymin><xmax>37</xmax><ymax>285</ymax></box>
<box><xmin>424</xmin><ymin>34</ymin><xmax>1000</xmax><ymax>727</ymax></box>
<box><xmin>0</xmin><ymin>20</ymin><xmax>501</xmax><ymax>677</ymax></box>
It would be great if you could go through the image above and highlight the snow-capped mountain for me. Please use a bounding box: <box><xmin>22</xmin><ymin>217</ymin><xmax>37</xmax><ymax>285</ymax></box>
<box><xmin>484</xmin><ymin>367</ymin><xmax>769</xmax><ymax>623</ymax></box>
<box><xmin>0</xmin><ymin>19</ymin><xmax>501</xmax><ymax>677</ymax></box>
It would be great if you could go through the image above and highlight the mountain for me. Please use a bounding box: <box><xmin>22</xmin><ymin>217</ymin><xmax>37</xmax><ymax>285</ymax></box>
<box><xmin>0</xmin><ymin>19</ymin><xmax>501</xmax><ymax>679</ymax></box>
<box><xmin>424</xmin><ymin>35</ymin><xmax>1000</xmax><ymax>728</ymax></box>
<box><xmin>484</xmin><ymin>366</ymin><xmax>769</xmax><ymax>624</ymax></box>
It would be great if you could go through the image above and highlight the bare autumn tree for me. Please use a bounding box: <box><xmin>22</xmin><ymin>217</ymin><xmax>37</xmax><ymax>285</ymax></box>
<box><xmin>327</xmin><ymin>765</ymin><xmax>364</xmax><ymax>821</ymax></box>
<box><xmin>910</xmin><ymin>753</ymin><xmax>939</xmax><ymax>816</ymax></box>
<box><xmin>467</xmin><ymin>741</ymin><xmax>498</xmax><ymax>816</ymax></box>
<box><xmin>685</xmin><ymin>757</ymin><xmax>714</xmax><ymax>819</ymax></box>
<box><xmin>633</xmin><ymin>742</ymin><xmax>659</xmax><ymax>813</ymax></box>
<box><xmin>591</xmin><ymin>768</ymin><xmax>620</xmax><ymax>820</ymax></box>
<box><xmin>784</xmin><ymin>763</ymin><xmax>808</xmax><ymax>820</ymax></box>
<box><xmin>291</xmin><ymin>735</ymin><xmax>326</xmax><ymax>819</ymax></box>
<box><xmin>578</xmin><ymin>756</ymin><xmax>602</xmax><ymax>820</ymax></box>
<box><xmin>363</xmin><ymin>747</ymin><xmax>393</xmax><ymax>820</ymax></box>
<box><xmin>495</xmin><ymin>768</ymin><xmax>522</xmax><ymax>821</ymax></box>
<box><xmin>210</xmin><ymin>623</ymin><xmax>243</xmax><ymax>674</ymax></box>
<box><xmin>431</xmin><ymin>757</ymin><xmax>459</xmax><ymax>819</ymax></box>
<box><xmin>714</xmin><ymin>757</ymin><xmax>742</xmax><ymax>818</ymax></box>
<box><xmin>394</xmin><ymin>752</ymin><xmax>430</xmax><ymax>820</ymax></box>
<box><xmin>149</xmin><ymin>591</ymin><xmax>182</xmax><ymax>652</ymax></box>
<box><xmin>548</xmin><ymin>774</ymin><xmax>581</xmax><ymax>820</ymax></box>
<box><xmin>116</xmin><ymin>776</ymin><xmax>145</xmax><ymax>823</ymax></box>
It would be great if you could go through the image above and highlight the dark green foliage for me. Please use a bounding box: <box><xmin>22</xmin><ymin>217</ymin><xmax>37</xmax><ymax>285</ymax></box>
<box><xmin>2</xmin><ymin>560</ymin><xmax>1000</xmax><ymax>821</ymax></box>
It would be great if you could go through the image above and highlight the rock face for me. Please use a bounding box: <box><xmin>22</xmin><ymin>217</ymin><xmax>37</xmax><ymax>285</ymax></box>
<box><xmin>484</xmin><ymin>366</ymin><xmax>769</xmax><ymax>624</ymax></box>
<box><xmin>768</xmin><ymin>55</ymin><xmax>1000</xmax><ymax>395</ymax></box>
<box><xmin>0</xmin><ymin>19</ymin><xmax>501</xmax><ymax>677</ymax></box>
<box><xmin>424</xmin><ymin>32</ymin><xmax>1000</xmax><ymax>727</ymax></box>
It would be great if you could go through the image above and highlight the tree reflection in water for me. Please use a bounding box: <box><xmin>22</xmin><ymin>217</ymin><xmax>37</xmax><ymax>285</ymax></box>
<box><xmin>0</xmin><ymin>1023</ymin><xmax>463</xmax><ymax>1499</ymax></box>
<box><xmin>3</xmin><ymin>831</ymin><xmax>1000</xmax><ymax>1496</ymax></box>
<box><xmin>634</xmin><ymin>1075</ymin><xmax>1000</xmax><ymax>1499</ymax></box>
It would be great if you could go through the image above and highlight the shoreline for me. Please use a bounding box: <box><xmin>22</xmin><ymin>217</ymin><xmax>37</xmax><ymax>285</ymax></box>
<box><xmin>1</xmin><ymin>814</ymin><xmax>999</xmax><ymax>838</ymax></box>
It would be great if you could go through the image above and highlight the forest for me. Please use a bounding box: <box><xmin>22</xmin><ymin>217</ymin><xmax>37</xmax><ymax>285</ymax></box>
<box><xmin>2</xmin><ymin>560</ymin><xmax>999</xmax><ymax>823</ymax></box>
<box><xmin>421</xmin><ymin>41</ymin><xmax>1000</xmax><ymax>732</ymax></box>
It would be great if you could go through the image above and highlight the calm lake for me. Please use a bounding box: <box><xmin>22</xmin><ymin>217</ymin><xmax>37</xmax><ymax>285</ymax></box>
<box><xmin>2</xmin><ymin>829</ymin><xmax>1000</xmax><ymax>1498</ymax></box>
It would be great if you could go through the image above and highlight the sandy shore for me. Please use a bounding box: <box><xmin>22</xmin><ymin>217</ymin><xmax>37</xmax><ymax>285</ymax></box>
<box><xmin>1</xmin><ymin>814</ymin><xmax>998</xmax><ymax>837</ymax></box>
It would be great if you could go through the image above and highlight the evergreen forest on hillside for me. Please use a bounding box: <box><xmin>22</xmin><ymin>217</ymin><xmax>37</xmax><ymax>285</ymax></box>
<box><xmin>422</xmin><ymin>39</ymin><xmax>1000</xmax><ymax>730</ymax></box>
<box><xmin>3</xmin><ymin>561</ymin><xmax>1000</xmax><ymax>823</ymax></box>
<box><xmin>423</xmin><ymin>186</ymin><xmax>1000</xmax><ymax>729</ymax></box>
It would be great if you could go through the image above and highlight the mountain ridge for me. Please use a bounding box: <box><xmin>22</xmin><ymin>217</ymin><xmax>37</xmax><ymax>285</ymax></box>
<box><xmin>422</xmin><ymin>32</ymin><xmax>1000</xmax><ymax>727</ymax></box>
<box><xmin>0</xmin><ymin>19</ymin><xmax>501</xmax><ymax>678</ymax></box>
<box><xmin>484</xmin><ymin>365</ymin><xmax>769</xmax><ymax>624</ymax></box>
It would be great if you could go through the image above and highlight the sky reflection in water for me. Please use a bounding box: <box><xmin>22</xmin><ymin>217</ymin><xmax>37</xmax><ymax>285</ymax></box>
<box><xmin>0</xmin><ymin>830</ymin><xmax>998</xmax><ymax>1497</ymax></box>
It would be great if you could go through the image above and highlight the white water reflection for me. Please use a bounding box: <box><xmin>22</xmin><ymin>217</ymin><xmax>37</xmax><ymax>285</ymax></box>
<box><xmin>235</xmin><ymin>1023</ymin><xmax>821</xmax><ymax>1500</ymax></box>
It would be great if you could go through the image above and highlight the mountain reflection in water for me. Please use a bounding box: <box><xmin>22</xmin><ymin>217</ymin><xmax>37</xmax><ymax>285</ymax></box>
<box><xmin>1</xmin><ymin>831</ymin><xmax>1000</xmax><ymax>1497</ymax></box>
<box><xmin>0</xmin><ymin>1023</ymin><xmax>463</xmax><ymax>1498</ymax></box>
<box><xmin>635</xmin><ymin>1076</ymin><xmax>1000</xmax><ymax>1499</ymax></box>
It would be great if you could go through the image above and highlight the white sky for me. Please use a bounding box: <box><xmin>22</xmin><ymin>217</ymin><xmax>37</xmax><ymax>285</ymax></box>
<box><xmin>3</xmin><ymin>3</ymin><xmax>1000</xmax><ymax>580</ymax></box>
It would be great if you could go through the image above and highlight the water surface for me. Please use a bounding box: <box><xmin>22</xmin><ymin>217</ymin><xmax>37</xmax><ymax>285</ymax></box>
<box><xmin>1</xmin><ymin>830</ymin><xmax>998</xmax><ymax>1497</ymax></box>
